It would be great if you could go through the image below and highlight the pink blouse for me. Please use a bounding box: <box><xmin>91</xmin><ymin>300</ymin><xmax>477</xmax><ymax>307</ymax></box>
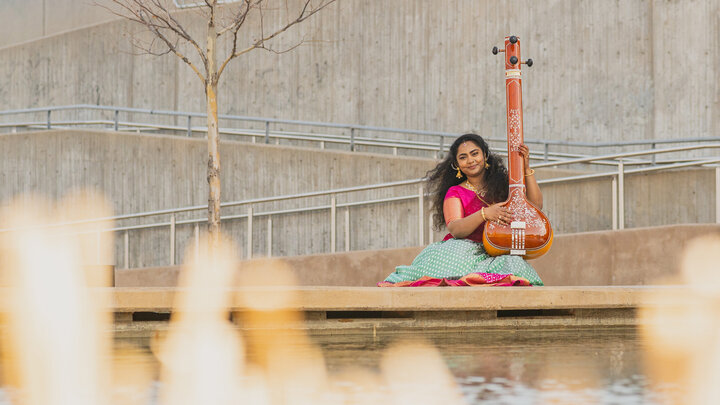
<box><xmin>442</xmin><ymin>185</ymin><xmax>489</xmax><ymax>243</ymax></box>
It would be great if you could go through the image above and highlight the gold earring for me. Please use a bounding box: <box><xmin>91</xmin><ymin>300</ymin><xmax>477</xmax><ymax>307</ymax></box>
<box><xmin>485</xmin><ymin>162</ymin><xmax>490</xmax><ymax>169</ymax></box>
<box><xmin>451</xmin><ymin>164</ymin><xmax>463</xmax><ymax>178</ymax></box>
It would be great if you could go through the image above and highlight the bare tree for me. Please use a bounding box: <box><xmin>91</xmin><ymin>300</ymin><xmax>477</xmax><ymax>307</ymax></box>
<box><xmin>102</xmin><ymin>0</ymin><xmax>336</xmax><ymax>245</ymax></box>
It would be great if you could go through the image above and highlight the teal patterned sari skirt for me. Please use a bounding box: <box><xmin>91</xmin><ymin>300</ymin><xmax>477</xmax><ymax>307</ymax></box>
<box><xmin>383</xmin><ymin>238</ymin><xmax>544</xmax><ymax>286</ymax></box>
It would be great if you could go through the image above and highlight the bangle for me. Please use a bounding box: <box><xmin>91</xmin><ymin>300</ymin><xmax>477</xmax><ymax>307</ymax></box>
<box><xmin>481</xmin><ymin>207</ymin><xmax>487</xmax><ymax>221</ymax></box>
<box><xmin>524</xmin><ymin>169</ymin><xmax>535</xmax><ymax>177</ymax></box>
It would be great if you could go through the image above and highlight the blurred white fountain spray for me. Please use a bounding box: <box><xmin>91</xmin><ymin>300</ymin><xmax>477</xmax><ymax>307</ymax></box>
<box><xmin>0</xmin><ymin>192</ymin><xmax>113</xmax><ymax>405</ymax></box>
<box><xmin>0</xmin><ymin>193</ymin><xmax>468</xmax><ymax>405</ymax></box>
<box><xmin>641</xmin><ymin>234</ymin><xmax>720</xmax><ymax>405</ymax></box>
<box><xmin>156</xmin><ymin>235</ymin><xmax>247</xmax><ymax>405</ymax></box>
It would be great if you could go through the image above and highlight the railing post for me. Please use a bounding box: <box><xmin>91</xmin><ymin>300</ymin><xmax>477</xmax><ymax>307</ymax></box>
<box><xmin>611</xmin><ymin>176</ymin><xmax>618</xmax><ymax>230</ymax></box>
<box><xmin>428</xmin><ymin>213</ymin><xmax>433</xmax><ymax>244</ymax></box>
<box><xmin>438</xmin><ymin>135</ymin><xmax>444</xmax><ymax>158</ymax></box>
<box><xmin>651</xmin><ymin>143</ymin><xmax>656</xmax><ymax>165</ymax></box>
<box><xmin>418</xmin><ymin>185</ymin><xmax>424</xmax><ymax>245</ymax></box>
<box><xmin>330</xmin><ymin>195</ymin><xmax>337</xmax><ymax>253</ymax></box>
<box><xmin>544</xmin><ymin>143</ymin><xmax>549</xmax><ymax>162</ymax></box>
<box><xmin>267</xmin><ymin>216</ymin><xmax>272</xmax><ymax>257</ymax></box>
<box><xmin>264</xmin><ymin>121</ymin><xmax>270</xmax><ymax>144</ymax></box>
<box><xmin>350</xmin><ymin>128</ymin><xmax>355</xmax><ymax>152</ymax></box>
<box><xmin>618</xmin><ymin>160</ymin><xmax>625</xmax><ymax>230</ymax></box>
<box><xmin>170</xmin><ymin>214</ymin><xmax>176</xmax><ymax>266</ymax></box>
<box><xmin>247</xmin><ymin>206</ymin><xmax>253</xmax><ymax>259</ymax></box>
<box><xmin>194</xmin><ymin>223</ymin><xmax>200</xmax><ymax>262</ymax></box>
<box><xmin>187</xmin><ymin>115</ymin><xmax>192</xmax><ymax>137</ymax></box>
<box><xmin>124</xmin><ymin>231</ymin><xmax>129</xmax><ymax>269</ymax></box>
<box><xmin>344</xmin><ymin>208</ymin><xmax>350</xmax><ymax>252</ymax></box>
<box><xmin>716</xmin><ymin>167</ymin><xmax>720</xmax><ymax>224</ymax></box>
<box><xmin>47</xmin><ymin>110</ymin><xmax>51</xmax><ymax>129</ymax></box>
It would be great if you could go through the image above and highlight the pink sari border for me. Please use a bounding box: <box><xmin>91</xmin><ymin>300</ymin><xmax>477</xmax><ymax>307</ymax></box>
<box><xmin>377</xmin><ymin>272</ymin><xmax>533</xmax><ymax>287</ymax></box>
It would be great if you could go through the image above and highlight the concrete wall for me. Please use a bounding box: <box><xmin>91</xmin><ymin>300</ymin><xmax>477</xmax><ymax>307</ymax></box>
<box><xmin>0</xmin><ymin>0</ymin><xmax>117</xmax><ymax>49</ymax></box>
<box><xmin>2</xmin><ymin>129</ymin><xmax>717</xmax><ymax>266</ymax></box>
<box><xmin>0</xmin><ymin>129</ymin><xmax>439</xmax><ymax>266</ymax></box>
<box><xmin>115</xmin><ymin>224</ymin><xmax>720</xmax><ymax>287</ymax></box>
<box><xmin>0</xmin><ymin>1</ymin><xmax>718</xmax><ymax>148</ymax></box>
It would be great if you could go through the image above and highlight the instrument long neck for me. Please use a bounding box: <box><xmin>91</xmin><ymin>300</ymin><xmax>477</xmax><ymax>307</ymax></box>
<box><xmin>504</xmin><ymin>37</ymin><xmax>525</xmax><ymax>189</ymax></box>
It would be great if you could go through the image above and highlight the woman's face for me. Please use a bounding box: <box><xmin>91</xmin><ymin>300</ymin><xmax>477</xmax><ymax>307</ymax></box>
<box><xmin>455</xmin><ymin>141</ymin><xmax>486</xmax><ymax>178</ymax></box>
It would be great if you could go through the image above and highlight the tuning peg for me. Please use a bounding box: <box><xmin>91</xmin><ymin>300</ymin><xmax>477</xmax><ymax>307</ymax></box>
<box><xmin>509</xmin><ymin>35</ymin><xmax>518</xmax><ymax>44</ymax></box>
<box><xmin>522</xmin><ymin>58</ymin><xmax>533</xmax><ymax>67</ymax></box>
<box><xmin>492</xmin><ymin>46</ymin><xmax>499</xmax><ymax>55</ymax></box>
<box><xmin>509</xmin><ymin>56</ymin><xmax>518</xmax><ymax>65</ymax></box>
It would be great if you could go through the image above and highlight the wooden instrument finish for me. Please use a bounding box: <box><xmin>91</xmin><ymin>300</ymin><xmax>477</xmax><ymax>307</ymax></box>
<box><xmin>482</xmin><ymin>36</ymin><xmax>553</xmax><ymax>260</ymax></box>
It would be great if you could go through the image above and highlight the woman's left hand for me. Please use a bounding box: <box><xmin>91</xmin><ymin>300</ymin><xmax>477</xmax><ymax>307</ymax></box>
<box><xmin>518</xmin><ymin>144</ymin><xmax>531</xmax><ymax>172</ymax></box>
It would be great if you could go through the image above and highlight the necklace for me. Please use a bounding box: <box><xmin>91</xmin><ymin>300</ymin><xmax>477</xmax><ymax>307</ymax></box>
<box><xmin>464</xmin><ymin>180</ymin><xmax>487</xmax><ymax>198</ymax></box>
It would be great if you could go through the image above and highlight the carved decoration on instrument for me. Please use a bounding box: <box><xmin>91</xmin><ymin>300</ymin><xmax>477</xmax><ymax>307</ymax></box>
<box><xmin>507</xmin><ymin>189</ymin><xmax>547</xmax><ymax>229</ymax></box>
<box><xmin>508</xmin><ymin>108</ymin><xmax>522</xmax><ymax>150</ymax></box>
<box><xmin>485</xmin><ymin>195</ymin><xmax>545</xmax><ymax>233</ymax></box>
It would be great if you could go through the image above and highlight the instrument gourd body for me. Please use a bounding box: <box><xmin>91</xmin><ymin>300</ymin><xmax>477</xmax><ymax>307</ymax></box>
<box><xmin>482</xmin><ymin>35</ymin><xmax>553</xmax><ymax>260</ymax></box>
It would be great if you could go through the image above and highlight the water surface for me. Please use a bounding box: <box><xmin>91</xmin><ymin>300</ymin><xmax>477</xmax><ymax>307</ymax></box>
<box><xmin>0</xmin><ymin>326</ymin><xmax>682</xmax><ymax>404</ymax></box>
<box><xmin>310</xmin><ymin>326</ymin><xmax>679</xmax><ymax>404</ymax></box>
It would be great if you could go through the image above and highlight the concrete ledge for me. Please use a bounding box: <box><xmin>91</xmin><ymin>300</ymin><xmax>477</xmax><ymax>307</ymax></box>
<box><xmin>112</xmin><ymin>285</ymin><xmax>673</xmax><ymax>312</ymax></box>
<box><xmin>107</xmin><ymin>286</ymin><xmax>683</xmax><ymax>334</ymax></box>
<box><xmin>116</xmin><ymin>224</ymin><xmax>720</xmax><ymax>287</ymax></box>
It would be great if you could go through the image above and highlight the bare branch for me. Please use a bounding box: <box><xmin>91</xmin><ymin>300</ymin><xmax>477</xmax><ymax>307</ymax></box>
<box><xmin>146</xmin><ymin>19</ymin><xmax>208</xmax><ymax>82</ymax></box>
<box><xmin>217</xmin><ymin>0</ymin><xmax>336</xmax><ymax>77</ymax></box>
<box><xmin>256</xmin><ymin>34</ymin><xmax>307</xmax><ymax>54</ymax></box>
<box><xmin>106</xmin><ymin>0</ymin><xmax>208</xmax><ymax>81</ymax></box>
<box><xmin>218</xmin><ymin>0</ymin><xmax>253</xmax><ymax>74</ymax></box>
<box><xmin>159</xmin><ymin>2</ymin><xmax>209</xmax><ymax>67</ymax></box>
<box><xmin>216</xmin><ymin>0</ymin><xmax>255</xmax><ymax>36</ymax></box>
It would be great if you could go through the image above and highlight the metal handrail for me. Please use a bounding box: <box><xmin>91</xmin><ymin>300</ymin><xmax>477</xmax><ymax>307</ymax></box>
<box><xmin>0</xmin><ymin>104</ymin><xmax>459</xmax><ymax>137</ymax></box>
<box><xmin>3</xmin><ymin>104</ymin><xmax>720</xmax><ymax>158</ymax></box>
<box><xmin>90</xmin><ymin>151</ymin><xmax>720</xmax><ymax>266</ymax></box>
<box><xmin>0</xmin><ymin>119</ymin><xmax>592</xmax><ymax>165</ymax></box>
<box><xmin>5</xmin><ymin>105</ymin><xmax>720</xmax><ymax>265</ymax></box>
<box><xmin>119</xmin><ymin>142</ymin><xmax>720</xmax><ymax>225</ymax></box>
<box><xmin>3</xmin><ymin>143</ymin><xmax>718</xmax><ymax>233</ymax></box>
<box><xmin>3</xmin><ymin>143</ymin><xmax>719</xmax><ymax>269</ymax></box>
<box><xmin>533</xmin><ymin>143</ymin><xmax>720</xmax><ymax>169</ymax></box>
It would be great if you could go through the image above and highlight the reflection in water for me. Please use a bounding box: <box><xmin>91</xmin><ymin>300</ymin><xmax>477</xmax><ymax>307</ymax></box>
<box><xmin>307</xmin><ymin>328</ymin><xmax>675</xmax><ymax>404</ymax></box>
<box><xmin>109</xmin><ymin>327</ymin><xmax>676</xmax><ymax>404</ymax></box>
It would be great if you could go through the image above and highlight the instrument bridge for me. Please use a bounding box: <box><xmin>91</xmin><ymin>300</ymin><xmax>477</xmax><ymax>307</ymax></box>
<box><xmin>510</xmin><ymin>221</ymin><xmax>526</xmax><ymax>255</ymax></box>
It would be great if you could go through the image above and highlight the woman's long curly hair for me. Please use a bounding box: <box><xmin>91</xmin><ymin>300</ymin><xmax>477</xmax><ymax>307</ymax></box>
<box><xmin>427</xmin><ymin>133</ymin><xmax>509</xmax><ymax>230</ymax></box>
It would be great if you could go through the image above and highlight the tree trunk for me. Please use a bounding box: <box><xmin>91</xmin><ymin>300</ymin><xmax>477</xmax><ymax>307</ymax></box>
<box><xmin>206</xmin><ymin>1</ymin><xmax>221</xmax><ymax>245</ymax></box>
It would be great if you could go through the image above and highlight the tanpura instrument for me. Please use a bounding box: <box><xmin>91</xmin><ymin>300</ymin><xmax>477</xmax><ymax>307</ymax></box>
<box><xmin>482</xmin><ymin>35</ymin><xmax>553</xmax><ymax>260</ymax></box>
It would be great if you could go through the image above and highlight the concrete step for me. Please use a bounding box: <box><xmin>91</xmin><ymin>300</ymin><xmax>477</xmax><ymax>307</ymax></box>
<box><xmin>111</xmin><ymin>285</ymin><xmax>678</xmax><ymax>334</ymax></box>
<box><xmin>115</xmin><ymin>223</ymin><xmax>720</xmax><ymax>288</ymax></box>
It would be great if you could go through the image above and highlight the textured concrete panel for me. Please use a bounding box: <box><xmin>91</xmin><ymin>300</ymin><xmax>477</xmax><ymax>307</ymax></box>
<box><xmin>0</xmin><ymin>1</ymin><xmax>717</xmax><ymax>148</ymax></box>
<box><xmin>3</xmin><ymin>130</ymin><xmax>717</xmax><ymax>265</ymax></box>
<box><xmin>0</xmin><ymin>0</ymin><xmax>118</xmax><ymax>49</ymax></box>
<box><xmin>0</xmin><ymin>129</ymin><xmax>437</xmax><ymax>265</ymax></box>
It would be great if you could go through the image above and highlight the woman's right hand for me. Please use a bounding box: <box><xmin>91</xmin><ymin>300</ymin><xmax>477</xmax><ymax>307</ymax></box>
<box><xmin>483</xmin><ymin>203</ymin><xmax>512</xmax><ymax>225</ymax></box>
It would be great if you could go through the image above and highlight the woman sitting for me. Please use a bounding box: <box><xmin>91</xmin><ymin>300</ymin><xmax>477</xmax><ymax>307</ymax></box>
<box><xmin>379</xmin><ymin>133</ymin><xmax>544</xmax><ymax>287</ymax></box>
